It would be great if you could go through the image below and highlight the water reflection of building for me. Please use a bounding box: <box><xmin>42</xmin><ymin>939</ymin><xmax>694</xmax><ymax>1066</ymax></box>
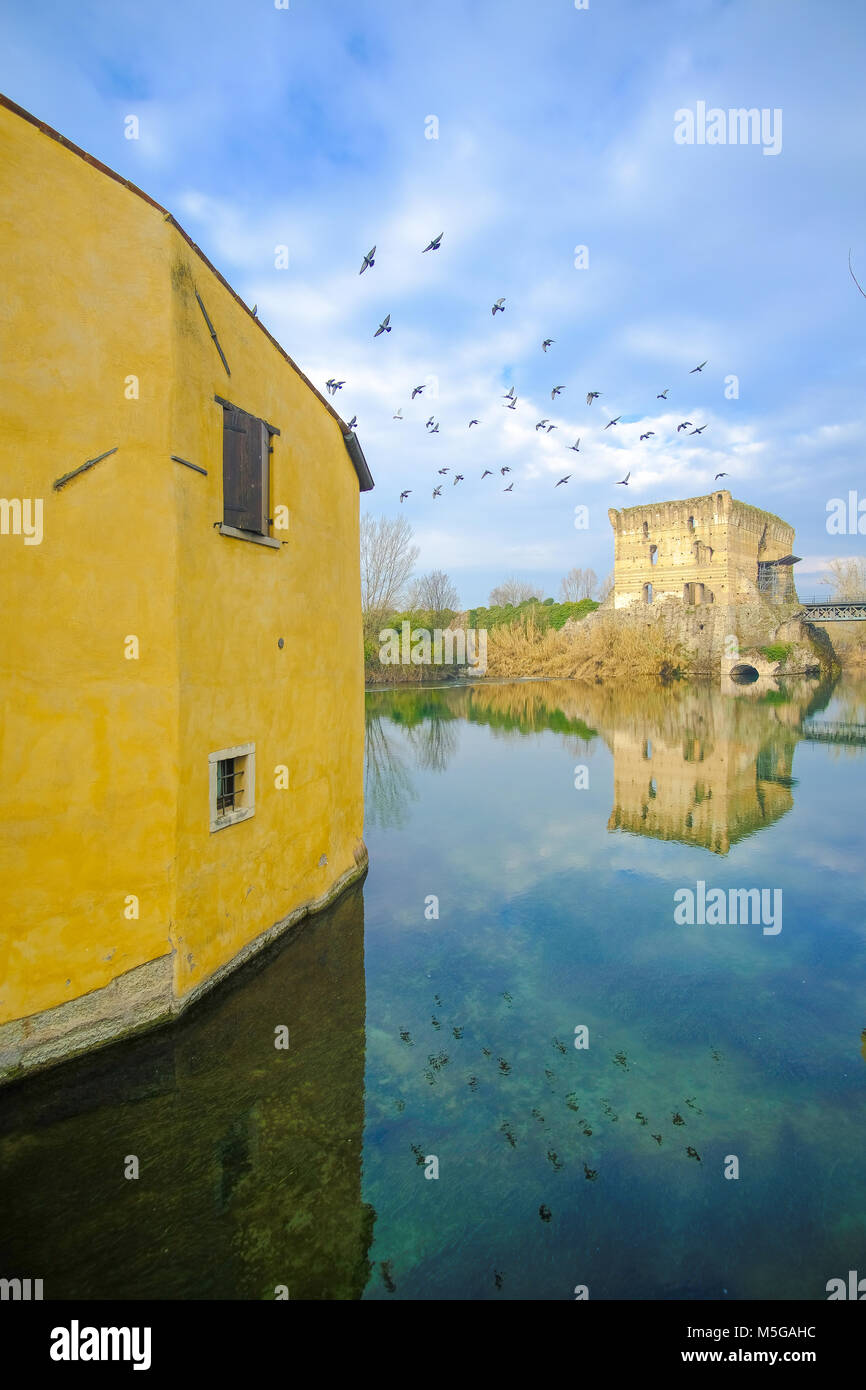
<box><xmin>0</xmin><ymin>883</ymin><xmax>373</xmax><ymax>1300</ymax></box>
<box><xmin>607</xmin><ymin>723</ymin><xmax>796</xmax><ymax>855</ymax></box>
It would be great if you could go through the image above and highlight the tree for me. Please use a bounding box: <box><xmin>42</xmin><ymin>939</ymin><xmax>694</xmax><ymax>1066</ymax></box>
<box><xmin>360</xmin><ymin>514</ymin><xmax>419</xmax><ymax>635</ymax></box>
<box><xmin>559</xmin><ymin>566</ymin><xmax>598</xmax><ymax>601</ymax></box>
<box><xmin>407</xmin><ymin>569</ymin><xmax>461</xmax><ymax>619</ymax></box>
<box><xmin>823</xmin><ymin>556</ymin><xmax>866</xmax><ymax>599</ymax></box>
<box><xmin>488</xmin><ymin>575</ymin><xmax>544</xmax><ymax>607</ymax></box>
<box><xmin>598</xmin><ymin>570</ymin><xmax>614</xmax><ymax>601</ymax></box>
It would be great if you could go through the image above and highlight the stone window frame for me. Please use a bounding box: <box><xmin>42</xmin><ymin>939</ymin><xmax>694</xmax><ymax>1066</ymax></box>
<box><xmin>208</xmin><ymin>742</ymin><xmax>256</xmax><ymax>833</ymax></box>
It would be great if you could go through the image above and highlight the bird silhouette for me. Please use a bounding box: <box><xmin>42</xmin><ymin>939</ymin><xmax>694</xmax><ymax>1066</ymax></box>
<box><xmin>604</xmin><ymin>416</ymin><xmax>621</xmax><ymax>429</ymax></box>
<box><xmin>656</xmin><ymin>388</ymin><xmax>669</xmax><ymax>399</ymax></box>
<box><xmin>422</xmin><ymin>233</ymin><xmax>444</xmax><ymax>252</ymax></box>
<box><xmin>453</xmin><ymin>474</ymin><xmax>464</xmax><ymax>485</ymax></box>
<box><xmin>482</xmin><ymin>469</ymin><xmax>493</xmax><ymax>477</ymax></box>
<box><xmin>546</xmin><ymin>424</ymin><xmax>557</xmax><ymax>433</ymax></box>
<box><xmin>430</xmin><ymin>423</ymin><xmax>439</xmax><ymax>433</ymax></box>
<box><xmin>359</xmin><ymin>246</ymin><xmax>376</xmax><ymax>274</ymax></box>
<box><xmin>400</xmin><ymin>490</ymin><xmax>411</xmax><ymax>502</ymax></box>
<box><xmin>551</xmin><ymin>385</ymin><xmax>565</xmax><ymax>400</ymax></box>
<box><xmin>504</xmin><ymin>483</ymin><xmax>514</xmax><ymax>491</ymax></box>
<box><xmin>639</xmin><ymin>431</ymin><xmax>655</xmax><ymax>441</ymax></box>
<box><xmin>500</xmin><ymin>466</ymin><xmax>511</xmax><ymax>475</ymax></box>
<box><xmin>569</xmin><ymin>439</ymin><xmax>581</xmax><ymax>452</ymax></box>
<box><xmin>503</xmin><ymin>387</ymin><xmax>516</xmax><ymax>400</ymax></box>
<box><xmin>690</xmin><ymin>424</ymin><xmax>707</xmax><ymax>434</ymax></box>
<box><xmin>432</xmin><ymin>486</ymin><xmax>442</xmax><ymax>497</ymax></box>
<box><xmin>714</xmin><ymin>471</ymin><xmax>729</xmax><ymax>480</ymax></box>
<box><xmin>252</xmin><ymin>304</ymin><xmax>257</xmax><ymax>317</ymax></box>
<box><xmin>492</xmin><ymin>298</ymin><xmax>506</xmax><ymax>315</ymax></box>
<box><xmin>374</xmin><ymin>314</ymin><xmax>391</xmax><ymax>336</ymax></box>
<box><xmin>587</xmin><ymin>391</ymin><xmax>602</xmax><ymax>404</ymax></box>
<box><xmin>437</xmin><ymin>467</ymin><xmax>449</xmax><ymax>475</ymax></box>
<box><xmin>677</xmin><ymin>421</ymin><xmax>693</xmax><ymax>432</ymax></box>
<box><xmin>689</xmin><ymin>361</ymin><xmax>707</xmax><ymax>373</ymax></box>
<box><xmin>542</xmin><ymin>339</ymin><xmax>554</xmax><ymax>352</ymax></box>
<box><xmin>347</xmin><ymin>416</ymin><xmax>357</xmax><ymax>430</ymax></box>
<box><xmin>393</xmin><ymin>408</ymin><xmax>403</xmax><ymax>420</ymax></box>
<box><xmin>469</xmin><ymin>419</ymin><xmax>480</xmax><ymax>428</ymax></box>
<box><xmin>425</xmin><ymin>416</ymin><xmax>435</xmax><ymax>430</ymax></box>
<box><xmin>616</xmin><ymin>472</ymin><xmax>630</xmax><ymax>486</ymax></box>
<box><xmin>504</xmin><ymin>399</ymin><xmax>517</xmax><ymax>410</ymax></box>
<box><xmin>411</xmin><ymin>385</ymin><xmax>425</xmax><ymax>398</ymax></box>
<box><xmin>555</xmin><ymin>476</ymin><xmax>570</xmax><ymax>487</ymax></box>
<box><xmin>535</xmin><ymin>419</ymin><xmax>549</xmax><ymax>431</ymax></box>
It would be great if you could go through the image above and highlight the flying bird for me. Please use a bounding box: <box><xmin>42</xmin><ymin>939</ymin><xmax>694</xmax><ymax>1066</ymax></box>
<box><xmin>542</xmin><ymin>339</ymin><xmax>554</xmax><ymax>352</ymax></box>
<box><xmin>604</xmin><ymin>416</ymin><xmax>621</xmax><ymax>429</ymax></box>
<box><xmin>422</xmin><ymin>234</ymin><xmax>443</xmax><ymax>252</ymax></box>
<box><xmin>453</xmin><ymin>474</ymin><xmax>464</xmax><ymax>485</ymax></box>
<box><xmin>400</xmin><ymin>491</ymin><xmax>411</xmax><ymax>502</ymax></box>
<box><xmin>425</xmin><ymin>416</ymin><xmax>435</xmax><ymax>429</ymax></box>
<box><xmin>656</xmin><ymin>388</ymin><xmax>669</xmax><ymax>399</ymax></box>
<box><xmin>504</xmin><ymin>398</ymin><xmax>517</xmax><ymax>410</ymax></box>
<box><xmin>555</xmin><ymin>476</ymin><xmax>571</xmax><ymax>487</ymax></box>
<box><xmin>393</xmin><ymin>409</ymin><xmax>403</xmax><ymax>420</ymax></box>
<box><xmin>468</xmin><ymin>419</ymin><xmax>480</xmax><ymax>428</ymax></box>
<box><xmin>535</xmin><ymin>419</ymin><xmax>550</xmax><ymax>431</ymax></box>
<box><xmin>492</xmin><ymin>298</ymin><xmax>506</xmax><ymax>315</ymax></box>
<box><xmin>500</xmin><ymin>466</ymin><xmax>511</xmax><ymax>475</ymax></box>
<box><xmin>430</xmin><ymin>423</ymin><xmax>440</xmax><ymax>433</ymax></box>
<box><xmin>411</xmin><ymin>385</ymin><xmax>425</xmax><ymax>398</ymax></box>
<box><xmin>616</xmin><ymin>472</ymin><xmax>630</xmax><ymax>486</ymax></box>
<box><xmin>714</xmin><ymin>472</ymin><xmax>729</xmax><ymax>480</ymax></box>
<box><xmin>503</xmin><ymin>482</ymin><xmax>514</xmax><ymax>491</ymax></box>
<box><xmin>690</xmin><ymin>424</ymin><xmax>707</xmax><ymax>435</ymax></box>
<box><xmin>482</xmin><ymin>469</ymin><xmax>493</xmax><ymax>477</ymax></box>
<box><xmin>546</xmin><ymin>424</ymin><xmax>557</xmax><ymax>433</ymax></box>
<box><xmin>569</xmin><ymin>439</ymin><xmax>581</xmax><ymax>452</ymax></box>
<box><xmin>437</xmin><ymin>468</ymin><xmax>449</xmax><ymax>475</ymax></box>
<box><xmin>347</xmin><ymin>416</ymin><xmax>357</xmax><ymax>430</ymax></box>
<box><xmin>586</xmin><ymin>391</ymin><xmax>601</xmax><ymax>405</ymax></box>
<box><xmin>374</xmin><ymin>314</ymin><xmax>391</xmax><ymax>336</ymax></box>
<box><xmin>503</xmin><ymin>387</ymin><xmax>516</xmax><ymax>400</ymax></box>
<box><xmin>639</xmin><ymin>432</ymin><xmax>655</xmax><ymax>441</ymax></box>
<box><xmin>677</xmin><ymin>421</ymin><xmax>693</xmax><ymax>432</ymax></box>
<box><xmin>359</xmin><ymin>246</ymin><xmax>376</xmax><ymax>274</ymax></box>
<box><xmin>689</xmin><ymin>361</ymin><xmax>707</xmax><ymax>373</ymax></box>
<box><xmin>432</xmin><ymin>486</ymin><xmax>442</xmax><ymax>498</ymax></box>
<box><xmin>252</xmin><ymin>305</ymin><xmax>257</xmax><ymax>318</ymax></box>
<box><xmin>551</xmin><ymin>385</ymin><xmax>565</xmax><ymax>400</ymax></box>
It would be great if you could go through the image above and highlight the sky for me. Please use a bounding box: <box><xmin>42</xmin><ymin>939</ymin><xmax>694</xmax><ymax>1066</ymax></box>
<box><xmin>2</xmin><ymin>0</ymin><xmax>865</xmax><ymax>607</ymax></box>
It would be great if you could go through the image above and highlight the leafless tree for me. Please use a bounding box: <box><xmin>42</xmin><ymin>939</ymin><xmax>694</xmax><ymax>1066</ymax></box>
<box><xmin>407</xmin><ymin>569</ymin><xmax>461</xmax><ymax>618</ymax></box>
<box><xmin>598</xmin><ymin>570</ymin><xmax>614</xmax><ymax>601</ymax></box>
<box><xmin>489</xmin><ymin>575</ymin><xmax>545</xmax><ymax>606</ymax></box>
<box><xmin>361</xmin><ymin>513</ymin><xmax>419</xmax><ymax>634</ymax></box>
<box><xmin>559</xmin><ymin>566</ymin><xmax>598</xmax><ymax>601</ymax></box>
<box><xmin>823</xmin><ymin>556</ymin><xmax>866</xmax><ymax>599</ymax></box>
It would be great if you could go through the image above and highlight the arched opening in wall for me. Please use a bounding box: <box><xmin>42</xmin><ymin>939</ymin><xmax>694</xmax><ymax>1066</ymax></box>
<box><xmin>716</xmin><ymin>493</ymin><xmax>724</xmax><ymax>506</ymax></box>
<box><xmin>683</xmin><ymin>582</ymin><xmax>695</xmax><ymax>604</ymax></box>
<box><xmin>648</xmin><ymin>778</ymin><xmax>658</xmax><ymax>799</ymax></box>
<box><xmin>650</xmin><ymin>544</ymin><xmax>658</xmax><ymax>566</ymax></box>
<box><xmin>687</xmin><ymin>516</ymin><xmax>695</xmax><ymax>533</ymax></box>
<box><xmin>644</xmin><ymin>739</ymin><xmax>652</xmax><ymax>759</ymax></box>
<box><xmin>644</xmin><ymin>583</ymin><xmax>653</xmax><ymax>604</ymax></box>
<box><xmin>730</xmin><ymin>663</ymin><xmax>760</xmax><ymax>685</ymax></box>
<box><xmin>642</xmin><ymin>521</ymin><xmax>649</xmax><ymax>538</ymax></box>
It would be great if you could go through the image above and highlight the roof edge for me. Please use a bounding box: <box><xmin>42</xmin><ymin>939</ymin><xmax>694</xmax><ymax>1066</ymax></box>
<box><xmin>0</xmin><ymin>91</ymin><xmax>374</xmax><ymax>494</ymax></box>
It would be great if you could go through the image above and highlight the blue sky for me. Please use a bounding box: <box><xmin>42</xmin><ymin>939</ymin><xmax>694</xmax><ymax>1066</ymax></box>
<box><xmin>3</xmin><ymin>0</ymin><xmax>865</xmax><ymax>605</ymax></box>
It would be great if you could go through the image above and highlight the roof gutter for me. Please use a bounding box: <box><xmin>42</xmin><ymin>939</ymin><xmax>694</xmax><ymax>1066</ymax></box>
<box><xmin>342</xmin><ymin>430</ymin><xmax>375</xmax><ymax>492</ymax></box>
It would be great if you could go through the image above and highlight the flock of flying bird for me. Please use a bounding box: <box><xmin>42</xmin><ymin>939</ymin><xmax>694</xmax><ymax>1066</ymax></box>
<box><xmin>320</xmin><ymin>234</ymin><xmax>731</xmax><ymax>504</ymax></box>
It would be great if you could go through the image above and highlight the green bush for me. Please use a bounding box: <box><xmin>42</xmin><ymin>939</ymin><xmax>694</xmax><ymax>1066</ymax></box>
<box><xmin>760</xmin><ymin>642</ymin><xmax>794</xmax><ymax>664</ymax></box>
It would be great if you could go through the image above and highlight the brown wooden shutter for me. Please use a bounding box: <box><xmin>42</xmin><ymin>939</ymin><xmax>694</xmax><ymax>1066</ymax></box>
<box><xmin>222</xmin><ymin>407</ymin><xmax>267</xmax><ymax>533</ymax></box>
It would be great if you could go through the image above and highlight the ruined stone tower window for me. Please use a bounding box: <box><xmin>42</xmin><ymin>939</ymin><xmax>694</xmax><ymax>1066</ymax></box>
<box><xmin>687</xmin><ymin>516</ymin><xmax>695</xmax><ymax>533</ymax></box>
<box><xmin>643</xmin><ymin>582</ymin><xmax>653</xmax><ymax>604</ymax></box>
<box><xmin>650</xmin><ymin>545</ymin><xmax>658</xmax><ymax>566</ymax></box>
<box><xmin>642</xmin><ymin>521</ymin><xmax>649</xmax><ymax>538</ymax></box>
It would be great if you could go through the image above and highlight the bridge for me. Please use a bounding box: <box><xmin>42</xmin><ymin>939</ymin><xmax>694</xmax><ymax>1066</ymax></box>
<box><xmin>797</xmin><ymin>595</ymin><xmax>866</xmax><ymax>622</ymax></box>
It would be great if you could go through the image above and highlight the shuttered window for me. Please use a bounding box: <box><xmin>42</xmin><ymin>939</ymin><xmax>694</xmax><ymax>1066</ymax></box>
<box><xmin>220</xmin><ymin>403</ymin><xmax>274</xmax><ymax>535</ymax></box>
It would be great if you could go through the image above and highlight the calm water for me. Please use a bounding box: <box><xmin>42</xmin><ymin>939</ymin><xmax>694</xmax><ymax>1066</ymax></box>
<box><xmin>2</xmin><ymin>675</ymin><xmax>865</xmax><ymax>1300</ymax></box>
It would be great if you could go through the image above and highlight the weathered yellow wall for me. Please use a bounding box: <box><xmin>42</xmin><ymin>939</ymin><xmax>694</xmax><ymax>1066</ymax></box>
<box><xmin>0</xmin><ymin>99</ymin><xmax>367</xmax><ymax>1074</ymax></box>
<box><xmin>0</xmin><ymin>102</ymin><xmax>179</xmax><ymax>1030</ymax></box>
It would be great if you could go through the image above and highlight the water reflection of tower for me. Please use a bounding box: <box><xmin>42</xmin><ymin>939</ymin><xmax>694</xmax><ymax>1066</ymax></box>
<box><xmin>607</xmin><ymin>708</ymin><xmax>796</xmax><ymax>855</ymax></box>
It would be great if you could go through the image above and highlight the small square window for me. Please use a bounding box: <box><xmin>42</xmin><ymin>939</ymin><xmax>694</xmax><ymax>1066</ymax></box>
<box><xmin>209</xmin><ymin>743</ymin><xmax>255</xmax><ymax>832</ymax></box>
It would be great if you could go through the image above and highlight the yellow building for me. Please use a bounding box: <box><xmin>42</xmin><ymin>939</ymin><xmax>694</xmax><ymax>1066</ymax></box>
<box><xmin>0</xmin><ymin>95</ymin><xmax>373</xmax><ymax>1084</ymax></box>
<box><xmin>608</xmin><ymin>490</ymin><xmax>799</xmax><ymax>609</ymax></box>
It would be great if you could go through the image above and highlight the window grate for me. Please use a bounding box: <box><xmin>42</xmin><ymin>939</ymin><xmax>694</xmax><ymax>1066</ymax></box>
<box><xmin>216</xmin><ymin>757</ymin><xmax>244</xmax><ymax>814</ymax></box>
